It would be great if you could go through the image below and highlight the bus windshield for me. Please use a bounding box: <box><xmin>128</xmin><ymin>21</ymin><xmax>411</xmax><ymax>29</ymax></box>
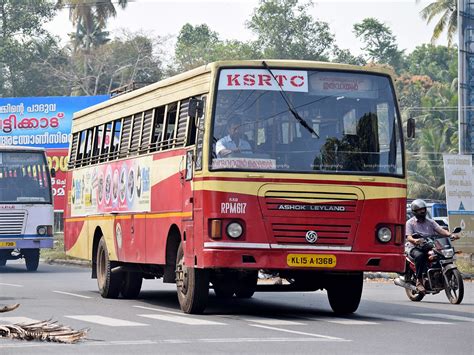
<box><xmin>211</xmin><ymin>68</ymin><xmax>403</xmax><ymax>175</ymax></box>
<box><xmin>0</xmin><ymin>151</ymin><xmax>52</xmax><ymax>203</ymax></box>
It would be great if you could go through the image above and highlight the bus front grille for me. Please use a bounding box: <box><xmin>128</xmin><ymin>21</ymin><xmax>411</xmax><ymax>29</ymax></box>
<box><xmin>272</xmin><ymin>221</ymin><xmax>353</xmax><ymax>244</ymax></box>
<box><xmin>0</xmin><ymin>211</ymin><xmax>26</xmax><ymax>235</ymax></box>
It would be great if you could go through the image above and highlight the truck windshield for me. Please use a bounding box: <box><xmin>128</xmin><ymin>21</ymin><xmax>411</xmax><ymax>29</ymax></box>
<box><xmin>0</xmin><ymin>151</ymin><xmax>52</xmax><ymax>203</ymax></box>
<box><xmin>211</xmin><ymin>68</ymin><xmax>403</xmax><ymax>175</ymax></box>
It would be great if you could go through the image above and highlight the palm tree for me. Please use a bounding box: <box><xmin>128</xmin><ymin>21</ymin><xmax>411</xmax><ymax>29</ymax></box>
<box><xmin>418</xmin><ymin>0</ymin><xmax>457</xmax><ymax>46</ymax></box>
<box><xmin>56</xmin><ymin>0</ymin><xmax>128</xmax><ymax>51</ymax></box>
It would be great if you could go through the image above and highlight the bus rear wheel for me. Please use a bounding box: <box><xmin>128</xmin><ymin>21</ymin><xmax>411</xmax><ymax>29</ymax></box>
<box><xmin>326</xmin><ymin>272</ymin><xmax>363</xmax><ymax>315</ymax></box>
<box><xmin>176</xmin><ymin>243</ymin><xmax>209</xmax><ymax>314</ymax></box>
<box><xmin>23</xmin><ymin>249</ymin><xmax>40</xmax><ymax>272</ymax></box>
<box><xmin>120</xmin><ymin>272</ymin><xmax>143</xmax><ymax>299</ymax></box>
<box><xmin>96</xmin><ymin>237</ymin><xmax>122</xmax><ymax>298</ymax></box>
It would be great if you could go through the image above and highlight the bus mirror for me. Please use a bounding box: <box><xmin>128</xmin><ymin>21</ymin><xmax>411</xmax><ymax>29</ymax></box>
<box><xmin>188</xmin><ymin>98</ymin><xmax>204</xmax><ymax>118</ymax></box>
<box><xmin>407</xmin><ymin>117</ymin><xmax>415</xmax><ymax>139</ymax></box>
<box><xmin>50</xmin><ymin>168</ymin><xmax>56</xmax><ymax>178</ymax></box>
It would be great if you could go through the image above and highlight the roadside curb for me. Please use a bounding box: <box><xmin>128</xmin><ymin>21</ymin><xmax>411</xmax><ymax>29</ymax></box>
<box><xmin>44</xmin><ymin>258</ymin><xmax>90</xmax><ymax>267</ymax></box>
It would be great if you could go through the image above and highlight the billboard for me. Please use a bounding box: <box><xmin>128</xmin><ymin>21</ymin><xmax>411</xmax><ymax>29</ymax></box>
<box><xmin>0</xmin><ymin>96</ymin><xmax>109</xmax><ymax>210</ymax></box>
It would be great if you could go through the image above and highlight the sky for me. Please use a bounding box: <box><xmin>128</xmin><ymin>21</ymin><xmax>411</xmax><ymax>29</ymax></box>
<box><xmin>46</xmin><ymin>0</ymin><xmax>452</xmax><ymax>56</ymax></box>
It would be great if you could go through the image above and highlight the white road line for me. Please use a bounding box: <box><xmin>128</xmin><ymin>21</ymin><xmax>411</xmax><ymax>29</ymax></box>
<box><xmin>0</xmin><ymin>282</ymin><xmax>23</xmax><ymax>287</ymax></box>
<box><xmin>366</xmin><ymin>313</ymin><xmax>453</xmax><ymax>325</ymax></box>
<box><xmin>133</xmin><ymin>305</ymin><xmax>184</xmax><ymax>315</ymax></box>
<box><xmin>244</xmin><ymin>317</ymin><xmax>305</xmax><ymax>326</ymax></box>
<box><xmin>65</xmin><ymin>315</ymin><xmax>148</xmax><ymax>327</ymax></box>
<box><xmin>53</xmin><ymin>290</ymin><xmax>92</xmax><ymax>299</ymax></box>
<box><xmin>0</xmin><ymin>317</ymin><xmax>39</xmax><ymax>324</ymax></box>
<box><xmin>138</xmin><ymin>314</ymin><xmax>225</xmax><ymax>325</ymax></box>
<box><xmin>249</xmin><ymin>324</ymin><xmax>347</xmax><ymax>341</ymax></box>
<box><xmin>414</xmin><ymin>313</ymin><xmax>474</xmax><ymax>322</ymax></box>
<box><xmin>324</xmin><ymin>318</ymin><xmax>378</xmax><ymax>325</ymax></box>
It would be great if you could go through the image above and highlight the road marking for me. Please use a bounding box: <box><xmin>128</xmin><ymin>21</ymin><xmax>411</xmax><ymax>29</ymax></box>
<box><xmin>366</xmin><ymin>313</ymin><xmax>453</xmax><ymax>325</ymax></box>
<box><xmin>65</xmin><ymin>315</ymin><xmax>148</xmax><ymax>327</ymax></box>
<box><xmin>53</xmin><ymin>290</ymin><xmax>92</xmax><ymax>299</ymax></box>
<box><xmin>244</xmin><ymin>317</ymin><xmax>305</xmax><ymax>326</ymax></box>
<box><xmin>0</xmin><ymin>317</ymin><xmax>39</xmax><ymax>324</ymax></box>
<box><xmin>138</xmin><ymin>314</ymin><xmax>225</xmax><ymax>325</ymax></box>
<box><xmin>323</xmin><ymin>318</ymin><xmax>378</xmax><ymax>325</ymax></box>
<box><xmin>414</xmin><ymin>313</ymin><xmax>474</xmax><ymax>322</ymax></box>
<box><xmin>0</xmin><ymin>337</ymin><xmax>348</xmax><ymax>348</ymax></box>
<box><xmin>249</xmin><ymin>324</ymin><xmax>347</xmax><ymax>341</ymax></box>
<box><xmin>0</xmin><ymin>282</ymin><xmax>23</xmax><ymax>287</ymax></box>
<box><xmin>133</xmin><ymin>305</ymin><xmax>183</xmax><ymax>315</ymax></box>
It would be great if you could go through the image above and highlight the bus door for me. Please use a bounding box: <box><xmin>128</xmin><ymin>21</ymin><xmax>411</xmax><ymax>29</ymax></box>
<box><xmin>182</xmin><ymin>149</ymin><xmax>195</xmax><ymax>264</ymax></box>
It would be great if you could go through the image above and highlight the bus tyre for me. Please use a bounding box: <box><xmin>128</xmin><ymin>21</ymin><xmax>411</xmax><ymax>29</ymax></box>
<box><xmin>235</xmin><ymin>271</ymin><xmax>258</xmax><ymax>299</ymax></box>
<box><xmin>97</xmin><ymin>237</ymin><xmax>122</xmax><ymax>299</ymax></box>
<box><xmin>176</xmin><ymin>243</ymin><xmax>209</xmax><ymax>314</ymax></box>
<box><xmin>327</xmin><ymin>272</ymin><xmax>363</xmax><ymax>315</ymax></box>
<box><xmin>24</xmin><ymin>249</ymin><xmax>40</xmax><ymax>272</ymax></box>
<box><xmin>120</xmin><ymin>272</ymin><xmax>143</xmax><ymax>299</ymax></box>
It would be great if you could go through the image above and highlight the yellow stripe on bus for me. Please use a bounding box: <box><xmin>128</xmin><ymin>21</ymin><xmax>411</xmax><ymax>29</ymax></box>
<box><xmin>65</xmin><ymin>211</ymin><xmax>192</xmax><ymax>223</ymax></box>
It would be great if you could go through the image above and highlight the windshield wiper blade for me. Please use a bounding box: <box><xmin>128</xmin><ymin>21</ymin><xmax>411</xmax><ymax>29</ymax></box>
<box><xmin>262</xmin><ymin>61</ymin><xmax>319</xmax><ymax>138</ymax></box>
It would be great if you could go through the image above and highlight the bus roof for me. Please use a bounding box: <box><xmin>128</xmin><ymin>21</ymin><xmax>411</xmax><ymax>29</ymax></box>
<box><xmin>0</xmin><ymin>145</ymin><xmax>46</xmax><ymax>152</ymax></box>
<box><xmin>72</xmin><ymin>59</ymin><xmax>396</xmax><ymax>131</ymax></box>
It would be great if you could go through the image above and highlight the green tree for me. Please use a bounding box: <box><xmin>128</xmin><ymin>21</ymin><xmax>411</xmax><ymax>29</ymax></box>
<box><xmin>404</xmin><ymin>44</ymin><xmax>457</xmax><ymax>83</ymax></box>
<box><xmin>0</xmin><ymin>0</ymin><xmax>57</xmax><ymax>96</ymax></box>
<box><xmin>353</xmin><ymin>18</ymin><xmax>404</xmax><ymax>71</ymax></box>
<box><xmin>331</xmin><ymin>46</ymin><xmax>366</xmax><ymax>66</ymax></box>
<box><xmin>247</xmin><ymin>0</ymin><xmax>334</xmax><ymax>60</ymax></box>
<box><xmin>419</xmin><ymin>0</ymin><xmax>457</xmax><ymax>46</ymax></box>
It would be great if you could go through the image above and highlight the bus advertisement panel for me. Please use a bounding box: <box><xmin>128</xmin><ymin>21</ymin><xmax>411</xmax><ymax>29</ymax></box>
<box><xmin>0</xmin><ymin>96</ymin><xmax>109</xmax><ymax>211</ymax></box>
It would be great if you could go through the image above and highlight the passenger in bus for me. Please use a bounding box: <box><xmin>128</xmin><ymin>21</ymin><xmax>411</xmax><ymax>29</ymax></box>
<box><xmin>215</xmin><ymin>116</ymin><xmax>252</xmax><ymax>157</ymax></box>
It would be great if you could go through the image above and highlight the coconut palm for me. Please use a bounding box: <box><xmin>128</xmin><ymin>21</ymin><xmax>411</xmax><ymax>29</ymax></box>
<box><xmin>418</xmin><ymin>0</ymin><xmax>457</xmax><ymax>46</ymax></box>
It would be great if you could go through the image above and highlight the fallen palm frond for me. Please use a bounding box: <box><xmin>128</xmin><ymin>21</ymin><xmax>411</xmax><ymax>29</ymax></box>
<box><xmin>0</xmin><ymin>304</ymin><xmax>89</xmax><ymax>344</ymax></box>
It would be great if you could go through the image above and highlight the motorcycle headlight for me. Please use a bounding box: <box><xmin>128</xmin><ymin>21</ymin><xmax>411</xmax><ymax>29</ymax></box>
<box><xmin>226</xmin><ymin>222</ymin><xmax>243</xmax><ymax>239</ymax></box>
<box><xmin>441</xmin><ymin>248</ymin><xmax>454</xmax><ymax>258</ymax></box>
<box><xmin>377</xmin><ymin>227</ymin><xmax>392</xmax><ymax>243</ymax></box>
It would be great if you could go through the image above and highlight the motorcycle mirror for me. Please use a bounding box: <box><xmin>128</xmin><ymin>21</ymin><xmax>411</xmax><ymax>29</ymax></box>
<box><xmin>452</xmin><ymin>227</ymin><xmax>462</xmax><ymax>234</ymax></box>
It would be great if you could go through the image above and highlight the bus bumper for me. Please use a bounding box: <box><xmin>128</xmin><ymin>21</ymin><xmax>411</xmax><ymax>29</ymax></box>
<box><xmin>200</xmin><ymin>247</ymin><xmax>405</xmax><ymax>273</ymax></box>
<box><xmin>0</xmin><ymin>237</ymin><xmax>54</xmax><ymax>249</ymax></box>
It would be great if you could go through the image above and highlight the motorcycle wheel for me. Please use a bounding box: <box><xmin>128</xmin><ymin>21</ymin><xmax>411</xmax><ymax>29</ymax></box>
<box><xmin>444</xmin><ymin>269</ymin><xmax>464</xmax><ymax>304</ymax></box>
<box><xmin>405</xmin><ymin>287</ymin><xmax>425</xmax><ymax>302</ymax></box>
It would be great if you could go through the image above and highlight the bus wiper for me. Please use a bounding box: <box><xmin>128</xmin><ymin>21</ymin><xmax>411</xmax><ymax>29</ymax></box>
<box><xmin>262</xmin><ymin>61</ymin><xmax>319</xmax><ymax>138</ymax></box>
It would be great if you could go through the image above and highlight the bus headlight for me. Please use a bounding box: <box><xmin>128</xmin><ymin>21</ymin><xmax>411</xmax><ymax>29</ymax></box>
<box><xmin>226</xmin><ymin>222</ymin><xmax>243</xmax><ymax>239</ymax></box>
<box><xmin>37</xmin><ymin>225</ymin><xmax>53</xmax><ymax>236</ymax></box>
<box><xmin>377</xmin><ymin>227</ymin><xmax>392</xmax><ymax>243</ymax></box>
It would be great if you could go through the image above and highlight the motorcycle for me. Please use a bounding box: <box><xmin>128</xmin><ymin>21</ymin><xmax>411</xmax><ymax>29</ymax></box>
<box><xmin>394</xmin><ymin>227</ymin><xmax>463</xmax><ymax>304</ymax></box>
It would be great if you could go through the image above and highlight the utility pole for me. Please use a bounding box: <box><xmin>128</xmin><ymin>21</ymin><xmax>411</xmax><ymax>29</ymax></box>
<box><xmin>459</xmin><ymin>0</ymin><xmax>474</xmax><ymax>156</ymax></box>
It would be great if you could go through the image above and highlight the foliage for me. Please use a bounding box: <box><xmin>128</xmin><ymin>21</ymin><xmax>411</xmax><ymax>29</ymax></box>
<box><xmin>419</xmin><ymin>0</ymin><xmax>457</xmax><ymax>46</ymax></box>
<box><xmin>353</xmin><ymin>17</ymin><xmax>404</xmax><ymax>71</ymax></box>
<box><xmin>247</xmin><ymin>0</ymin><xmax>334</xmax><ymax>60</ymax></box>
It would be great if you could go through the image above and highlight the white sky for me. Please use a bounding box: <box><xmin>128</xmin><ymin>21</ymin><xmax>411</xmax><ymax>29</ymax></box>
<box><xmin>46</xmin><ymin>0</ymin><xmax>452</xmax><ymax>56</ymax></box>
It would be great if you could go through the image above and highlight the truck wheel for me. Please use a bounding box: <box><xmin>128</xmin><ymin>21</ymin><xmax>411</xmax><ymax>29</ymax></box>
<box><xmin>235</xmin><ymin>271</ymin><xmax>258</xmax><ymax>298</ymax></box>
<box><xmin>326</xmin><ymin>272</ymin><xmax>363</xmax><ymax>315</ymax></box>
<box><xmin>120</xmin><ymin>272</ymin><xmax>143</xmax><ymax>299</ymax></box>
<box><xmin>97</xmin><ymin>237</ymin><xmax>122</xmax><ymax>298</ymax></box>
<box><xmin>24</xmin><ymin>249</ymin><xmax>40</xmax><ymax>272</ymax></box>
<box><xmin>176</xmin><ymin>243</ymin><xmax>209</xmax><ymax>314</ymax></box>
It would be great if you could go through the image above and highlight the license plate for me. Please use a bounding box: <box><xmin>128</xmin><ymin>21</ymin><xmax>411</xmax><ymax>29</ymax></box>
<box><xmin>0</xmin><ymin>241</ymin><xmax>16</xmax><ymax>248</ymax></box>
<box><xmin>287</xmin><ymin>254</ymin><xmax>337</xmax><ymax>268</ymax></box>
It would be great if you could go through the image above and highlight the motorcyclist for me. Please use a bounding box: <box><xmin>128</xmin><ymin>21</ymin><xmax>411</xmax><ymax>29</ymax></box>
<box><xmin>405</xmin><ymin>199</ymin><xmax>459</xmax><ymax>293</ymax></box>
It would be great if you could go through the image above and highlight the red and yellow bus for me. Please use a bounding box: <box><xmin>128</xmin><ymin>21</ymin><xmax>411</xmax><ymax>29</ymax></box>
<box><xmin>65</xmin><ymin>60</ymin><xmax>407</xmax><ymax>314</ymax></box>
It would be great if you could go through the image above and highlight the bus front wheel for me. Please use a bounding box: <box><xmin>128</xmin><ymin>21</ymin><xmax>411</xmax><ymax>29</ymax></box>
<box><xmin>24</xmin><ymin>249</ymin><xmax>40</xmax><ymax>272</ymax></box>
<box><xmin>96</xmin><ymin>237</ymin><xmax>122</xmax><ymax>298</ymax></box>
<box><xmin>326</xmin><ymin>272</ymin><xmax>363</xmax><ymax>315</ymax></box>
<box><xmin>176</xmin><ymin>243</ymin><xmax>209</xmax><ymax>314</ymax></box>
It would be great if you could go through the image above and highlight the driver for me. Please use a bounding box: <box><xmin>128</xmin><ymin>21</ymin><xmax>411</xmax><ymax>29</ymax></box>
<box><xmin>215</xmin><ymin>116</ymin><xmax>252</xmax><ymax>158</ymax></box>
<box><xmin>406</xmin><ymin>199</ymin><xmax>459</xmax><ymax>293</ymax></box>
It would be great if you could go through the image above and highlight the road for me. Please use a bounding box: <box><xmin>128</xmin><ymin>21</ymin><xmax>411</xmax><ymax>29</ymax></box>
<box><xmin>1</xmin><ymin>261</ymin><xmax>473</xmax><ymax>354</ymax></box>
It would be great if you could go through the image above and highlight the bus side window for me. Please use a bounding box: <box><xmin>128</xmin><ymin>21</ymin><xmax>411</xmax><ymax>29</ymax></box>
<box><xmin>111</xmin><ymin>119</ymin><xmax>122</xmax><ymax>160</ymax></box>
<box><xmin>130</xmin><ymin>112</ymin><xmax>143</xmax><ymax>156</ymax></box>
<box><xmin>77</xmin><ymin>131</ymin><xmax>87</xmax><ymax>166</ymax></box>
<box><xmin>101</xmin><ymin>122</ymin><xmax>113</xmax><ymax>162</ymax></box>
<box><xmin>92</xmin><ymin>125</ymin><xmax>104</xmax><ymax>164</ymax></box>
<box><xmin>84</xmin><ymin>128</ymin><xmax>94</xmax><ymax>163</ymax></box>
<box><xmin>141</xmin><ymin>109</ymin><xmax>154</xmax><ymax>154</ymax></box>
<box><xmin>163</xmin><ymin>103</ymin><xmax>178</xmax><ymax>150</ymax></box>
<box><xmin>151</xmin><ymin>106</ymin><xmax>165</xmax><ymax>151</ymax></box>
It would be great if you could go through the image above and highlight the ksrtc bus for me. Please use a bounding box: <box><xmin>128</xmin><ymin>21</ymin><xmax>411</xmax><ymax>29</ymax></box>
<box><xmin>0</xmin><ymin>146</ymin><xmax>54</xmax><ymax>271</ymax></box>
<box><xmin>65</xmin><ymin>60</ymin><xmax>407</xmax><ymax>314</ymax></box>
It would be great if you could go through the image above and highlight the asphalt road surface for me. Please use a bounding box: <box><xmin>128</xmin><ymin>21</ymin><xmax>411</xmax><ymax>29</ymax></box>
<box><xmin>0</xmin><ymin>261</ymin><xmax>473</xmax><ymax>354</ymax></box>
